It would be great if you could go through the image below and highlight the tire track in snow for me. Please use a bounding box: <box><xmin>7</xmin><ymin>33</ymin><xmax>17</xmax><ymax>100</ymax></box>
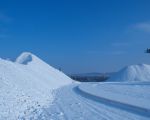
<box><xmin>70</xmin><ymin>89</ymin><xmax>113</xmax><ymax>120</ymax></box>
<box><xmin>56</xmin><ymin>101</ymin><xmax>69</xmax><ymax>120</ymax></box>
<box><xmin>53</xmin><ymin>89</ymin><xmax>70</xmax><ymax>120</ymax></box>
<box><xmin>72</xmin><ymin>87</ymin><xmax>138</xmax><ymax>120</ymax></box>
<box><xmin>72</xmin><ymin>88</ymin><xmax>135</xmax><ymax>120</ymax></box>
<box><xmin>75</xmin><ymin>86</ymin><xmax>150</xmax><ymax>118</ymax></box>
<box><xmin>56</xmin><ymin>88</ymin><xmax>103</xmax><ymax>120</ymax></box>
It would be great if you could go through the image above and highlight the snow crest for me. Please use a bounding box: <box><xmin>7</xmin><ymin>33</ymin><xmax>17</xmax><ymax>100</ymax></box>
<box><xmin>108</xmin><ymin>64</ymin><xmax>150</xmax><ymax>82</ymax></box>
<box><xmin>16</xmin><ymin>52</ymin><xmax>33</xmax><ymax>64</ymax></box>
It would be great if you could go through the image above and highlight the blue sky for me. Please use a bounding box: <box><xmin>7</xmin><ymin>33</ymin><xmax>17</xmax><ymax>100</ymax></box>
<box><xmin>0</xmin><ymin>0</ymin><xmax>150</xmax><ymax>73</ymax></box>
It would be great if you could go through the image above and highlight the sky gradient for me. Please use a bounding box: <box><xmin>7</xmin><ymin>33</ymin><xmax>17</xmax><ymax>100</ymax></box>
<box><xmin>0</xmin><ymin>0</ymin><xmax>150</xmax><ymax>74</ymax></box>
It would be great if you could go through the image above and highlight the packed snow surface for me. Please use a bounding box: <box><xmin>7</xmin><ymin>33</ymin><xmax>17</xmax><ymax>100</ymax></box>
<box><xmin>79</xmin><ymin>82</ymin><xmax>150</xmax><ymax>111</ymax></box>
<box><xmin>37</xmin><ymin>83</ymin><xmax>150</xmax><ymax>120</ymax></box>
<box><xmin>0</xmin><ymin>52</ymin><xmax>72</xmax><ymax>119</ymax></box>
<box><xmin>108</xmin><ymin>64</ymin><xmax>150</xmax><ymax>82</ymax></box>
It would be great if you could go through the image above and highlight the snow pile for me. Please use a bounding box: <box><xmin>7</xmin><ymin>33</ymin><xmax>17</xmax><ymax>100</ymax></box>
<box><xmin>0</xmin><ymin>52</ymin><xmax>72</xmax><ymax>119</ymax></box>
<box><xmin>108</xmin><ymin>64</ymin><xmax>150</xmax><ymax>82</ymax></box>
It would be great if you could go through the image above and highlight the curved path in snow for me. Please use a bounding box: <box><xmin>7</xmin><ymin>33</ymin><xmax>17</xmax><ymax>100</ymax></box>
<box><xmin>37</xmin><ymin>84</ymin><xmax>150</xmax><ymax>120</ymax></box>
<box><xmin>75</xmin><ymin>86</ymin><xmax>150</xmax><ymax>118</ymax></box>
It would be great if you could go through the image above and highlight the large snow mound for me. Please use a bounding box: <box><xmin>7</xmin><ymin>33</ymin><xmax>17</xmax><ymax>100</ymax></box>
<box><xmin>108</xmin><ymin>64</ymin><xmax>150</xmax><ymax>82</ymax></box>
<box><xmin>0</xmin><ymin>52</ymin><xmax>72</xmax><ymax>119</ymax></box>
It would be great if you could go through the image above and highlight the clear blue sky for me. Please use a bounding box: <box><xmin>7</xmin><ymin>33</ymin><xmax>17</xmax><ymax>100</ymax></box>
<box><xmin>0</xmin><ymin>0</ymin><xmax>150</xmax><ymax>74</ymax></box>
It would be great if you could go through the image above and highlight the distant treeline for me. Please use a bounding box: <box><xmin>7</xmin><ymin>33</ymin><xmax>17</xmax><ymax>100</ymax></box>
<box><xmin>70</xmin><ymin>75</ymin><xmax>109</xmax><ymax>82</ymax></box>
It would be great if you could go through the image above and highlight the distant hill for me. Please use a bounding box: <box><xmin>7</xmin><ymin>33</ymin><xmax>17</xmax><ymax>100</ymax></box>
<box><xmin>108</xmin><ymin>64</ymin><xmax>150</xmax><ymax>82</ymax></box>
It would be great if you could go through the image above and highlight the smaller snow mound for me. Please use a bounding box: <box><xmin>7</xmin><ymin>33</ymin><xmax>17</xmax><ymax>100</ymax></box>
<box><xmin>108</xmin><ymin>64</ymin><xmax>150</xmax><ymax>82</ymax></box>
<box><xmin>16</xmin><ymin>52</ymin><xmax>33</xmax><ymax>65</ymax></box>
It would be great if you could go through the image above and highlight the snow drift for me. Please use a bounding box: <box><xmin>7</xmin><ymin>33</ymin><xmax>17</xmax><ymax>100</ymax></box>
<box><xmin>0</xmin><ymin>52</ymin><xmax>72</xmax><ymax>119</ymax></box>
<box><xmin>108</xmin><ymin>64</ymin><xmax>150</xmax><ymax>82</ymax></box>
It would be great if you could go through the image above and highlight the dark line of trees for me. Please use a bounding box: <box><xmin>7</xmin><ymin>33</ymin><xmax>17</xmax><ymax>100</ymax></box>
<box><xmin>70</xmin><ymin>75</ymin><xmax>109</xmax><ymax>82</ymax></box>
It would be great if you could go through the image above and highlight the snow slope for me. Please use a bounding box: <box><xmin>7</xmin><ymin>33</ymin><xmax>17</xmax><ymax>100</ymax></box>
<box><xmin>0</xmin><ymin>52</ymin><xmax>72</xmax><ymax>119</ymax></box>
<box><xmin>108</xmin><ymin>64</ymin><xmax>150</xmax><ymax>82</ymax></box>
<box><xmin>16</xmin><ymin>52</ymin><xmax>72</xmax><ymax>89</ymax></box>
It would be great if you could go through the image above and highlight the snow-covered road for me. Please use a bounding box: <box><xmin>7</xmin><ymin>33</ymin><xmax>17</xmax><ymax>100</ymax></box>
<box><xmin>38</xmin><ymin>84</ymin><xmax>150</xmax><ymax>120</ymax></box>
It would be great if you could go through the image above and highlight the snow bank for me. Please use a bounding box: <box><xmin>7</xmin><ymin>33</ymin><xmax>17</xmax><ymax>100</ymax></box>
<box><xmin>0</xmin><ymin>52</ymin><xmax>72</xmax><ymax>119</ymax></box>
<box><xmin>108</xmin><ymin>64</ymin><xmax>150</xmax><ymax>82</ymax></box>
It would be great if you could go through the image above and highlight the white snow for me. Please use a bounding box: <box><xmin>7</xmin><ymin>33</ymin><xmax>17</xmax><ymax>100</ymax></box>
<box><xmin>108</xmin><ymin>64</ymin><xmax>150</xmax><ymax>82</ymax></box>
<box><xmin>1</xmin><ymin>52</ymin><xmax>150</xmax><ymax>120</ymax></box>
<box><xmin>0</xmin><ymin>52</ymin><xmax>72</xmax><ymax>119</ymax></box>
